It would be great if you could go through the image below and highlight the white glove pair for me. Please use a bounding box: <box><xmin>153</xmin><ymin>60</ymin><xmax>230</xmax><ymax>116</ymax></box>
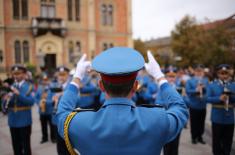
<box><xmin>74</xmin><ymin>51</ymin><xmax>164</xmax><ymax>81</ymax></box>
<box><xmin>73</xmin><ymin>54</ymin><xmax>91</xmax><ymax>80</ymax></box>
<box><xmin>145</xmin><ymin>51</ymin><xmax>165</xmax><ymax>80</ymax></box>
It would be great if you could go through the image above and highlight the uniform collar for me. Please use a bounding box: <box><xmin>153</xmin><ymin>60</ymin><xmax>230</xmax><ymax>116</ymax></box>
<box><xmin>15</xmin><ymin>80</ymin><xmax>25</xmax><ymax>88</ymax></box>
<box><xmin>62</xmin><ymin>80</ymin><xmax>70</xmax><ymax>90</ymax></box>
<box><xmin>103</xmin><ymin>97</ymin><xmax>135</xmax><ymax>108</ymax></box>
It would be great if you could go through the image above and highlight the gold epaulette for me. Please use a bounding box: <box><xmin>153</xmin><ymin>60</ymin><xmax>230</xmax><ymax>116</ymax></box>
<box><xmin>26</xmin><ymin>84</ymin><xmax>33</xmax><ymax>96</ymax></box>
<box><xmin>64</xmin><ymin>108</ymin><xmax>96</xmax><ymax>155</ymax></box>
<box><xmin>64</xmin><ymin>112</ymin><xmax>78</xmax><ymax>155</ymax></box>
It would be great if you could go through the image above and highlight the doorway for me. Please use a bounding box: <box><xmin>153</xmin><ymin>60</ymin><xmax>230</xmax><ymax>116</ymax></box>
<box><xmin>44</xmin><ymin>54</ymin><xmax>56</xmax><ymax>76</ymax></box>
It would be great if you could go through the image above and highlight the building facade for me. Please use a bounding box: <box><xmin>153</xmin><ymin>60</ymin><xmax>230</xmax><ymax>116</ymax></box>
<box><xmin>0</xmin><ymin>0</ymin><xmax>133</xmax><ymax>76</ymax></box>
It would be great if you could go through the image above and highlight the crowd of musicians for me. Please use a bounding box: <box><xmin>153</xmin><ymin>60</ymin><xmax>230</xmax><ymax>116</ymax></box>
<box><xmin>0</xmin><ymin>62</ymin><xmax>234</xmax><ymax>155</ymax></box>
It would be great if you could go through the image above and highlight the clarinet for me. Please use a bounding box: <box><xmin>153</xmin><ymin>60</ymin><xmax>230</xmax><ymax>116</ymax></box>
<box><xmin>198</xmin><ymin>80</ymin><xmax>204</xmax><ymax>98</ymax></box>
<box><xmin>223</xmin><ymin>86</ymin><xmax>231</xmax><ymax>111</ymax></box>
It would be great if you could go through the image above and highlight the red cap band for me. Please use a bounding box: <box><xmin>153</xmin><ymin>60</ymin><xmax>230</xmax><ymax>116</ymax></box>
<box><xmin>101</xmin><ymin>72</ymin><xmax>137</xmax><ymax>84</ymax></box>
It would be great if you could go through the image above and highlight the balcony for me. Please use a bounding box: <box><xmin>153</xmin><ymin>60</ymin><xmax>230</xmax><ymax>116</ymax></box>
<box><xmin>31</xmin><ymin>17</ymin><xmax>67</xmax><ymax>37</ymax></box>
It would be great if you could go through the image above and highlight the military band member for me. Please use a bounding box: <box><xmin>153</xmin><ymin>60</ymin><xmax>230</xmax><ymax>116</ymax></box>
<box><xmin>206</xmin><ymin>64</ymin><xmax>235</xmax><ymax>155</ymax></box>
<box><xmin>76</xmin><ymin>73</ymin><xmax>100</xmax><ymax>109</ymax></box>
<box><xmin>2</xmin><ymin>64</ymin><xmax>34</xmax><ymax>155</ymax></box>
<box><xmin>53</xmin><ymin>66</ymin><xmax>71</xmax><ymax>155</ymax></box>
<box><xmin>186</xmin><ymin>64</ymin><xmax>209</xmax><ymax>144</ymax></box>
<box><xmin>56</xmin><ymin>48</ymin><xmax>188</xmax><ymax>155</ymax></box>
<box><xmin>34</xmin><ymin>74</ymin><xmax>56</xmax><ymax>143</ymax></box>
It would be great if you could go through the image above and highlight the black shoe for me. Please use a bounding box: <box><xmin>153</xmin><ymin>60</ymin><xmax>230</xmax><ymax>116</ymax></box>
<box><xmin>40</xmin><ymin>139</ymin><xmax>48</xmax><ymax>144</ymax></box>
<box><xmin>198</xmin><ymin>137</ymin><xmax>206</xmax><ymax>144</ymax></box>
<box><xmin>192</xmin><ymin>139</ymin><xmax>197</xmax><ymax>144</ymax></box>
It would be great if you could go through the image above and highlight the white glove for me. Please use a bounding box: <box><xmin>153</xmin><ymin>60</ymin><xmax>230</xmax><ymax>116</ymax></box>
<box><xmin>145</xmin><ymin>51</ymin><xmax>164</xmax><ymax>80</ymax></box>
<box><xmin>73</xmin><ymin>54</ymin><xmax>91</xmax><ymax>80</ymax></box>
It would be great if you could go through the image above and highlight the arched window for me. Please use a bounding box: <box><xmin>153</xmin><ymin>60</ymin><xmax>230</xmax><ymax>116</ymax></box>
<box><xmin>23</xmin><ymin>41</ymin><xmax>29</xmax><ymax>63</ymax></box>
<box><xmin>12</xmin><ymin>0</ymin><xmax>20</xmax><ymax>19</ymax></box>
<box><xmin>75</xmin><ymin>0</ymin><xmax>80</xmax><ymax>21</ymax></box>
<box><xmin>15</xmin><ymin>40</ymin><xmax>21</xmax><ymax>63</ymax></box>
<box><xmin>21</xmin><ymin>0</ymin><xmax>28</xmax><ymax>19</ymax></box>
<box><xmin>101</xmin><ymin>4</ymin><xmax>107</xmax><ymax>25</ymax></box>
<box><xmin>41</xmin><ymin>0</ymin><xmax>55</xmax><ymax>18</ymax></box>
<box><xmin>107</xmin><ymin>5</ymin><xmax>113</xmax><ymax>26</ymax></box>
<box><xmin>67</xmin><ymin>0</ymin><xmax>73</xmax><ymax>21</ymax></box>
<box><xmin>68</xmin><ymin>41</ymin><xmax>74</xmax><ymax>62</ymax></box>
<box><xmin>76</xmin><ymin>41</ymin><xmax>81</xmax><ymax>53</ymax></box>
<box><xmin>0</xmin><ymin>50</ymin><xmax>3</xmax><ymax>63</ymax></box>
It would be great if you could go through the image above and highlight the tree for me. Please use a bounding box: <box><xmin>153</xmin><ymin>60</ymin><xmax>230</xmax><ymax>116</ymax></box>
<box><xmin>171</xmin><ymin>15</ymin><xmax>234</xmax><ymax>68</ymax></box>
<box><xmin>134</xmin><ymin>39</ymin><xmax>148</xmax><ymax>60</ymax></box>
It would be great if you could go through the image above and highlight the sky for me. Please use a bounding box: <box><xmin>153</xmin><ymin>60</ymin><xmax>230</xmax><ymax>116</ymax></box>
<box><xmin>132</xmin><ymin>0</ymin><xmax>235</xmax><ymax>40</ymax></box>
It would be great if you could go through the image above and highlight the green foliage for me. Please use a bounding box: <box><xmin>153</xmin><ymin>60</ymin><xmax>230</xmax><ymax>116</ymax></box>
<box><xmin>171</xmin><ymin>15</ymin><xmax>234</xmax><ymax>67</ymax></box>
<box><xmin>26</xmin><ymin>63</ymin><xmax>36</xmax><ymax>76</ymax></box>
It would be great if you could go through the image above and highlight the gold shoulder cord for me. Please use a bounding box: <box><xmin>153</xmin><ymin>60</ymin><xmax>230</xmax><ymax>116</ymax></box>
<box><xmin>64</xmin><ymin>112</ymin><xmax>78</xmax><ymax>155</ymax></box>
<box><xmin>26</xmin><ymin>84</ymin><xmax>33</xmax><ymax>96</ymax></box>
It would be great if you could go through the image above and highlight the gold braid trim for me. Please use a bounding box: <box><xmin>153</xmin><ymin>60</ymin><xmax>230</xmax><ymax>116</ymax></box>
<box><xmin>26</xmin><ymin>84</ymin><xmax>33</xmax><ymax>96</ymax></box>
<box><xmin>64</xmin><ymin>112</ymin><xmax>78</xmax><ymax>155</ymax></box>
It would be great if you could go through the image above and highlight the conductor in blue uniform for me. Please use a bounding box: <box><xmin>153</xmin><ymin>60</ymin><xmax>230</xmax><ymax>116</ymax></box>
<box><xmin>2</xmin><ymin>65</ymin><xmax>34</xmax><ymax>155</ymax></box>
<box><xmin>56</xmin><ymin>47</ymin><xmax>188</xmax><ymax>155</ymax></box>
<box><xmin>206</xmin><ymin>64</ymin><xmax>235</xmax><ymax>155</ymax></box>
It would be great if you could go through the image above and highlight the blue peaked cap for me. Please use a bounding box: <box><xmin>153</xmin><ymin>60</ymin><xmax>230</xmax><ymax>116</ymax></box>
<box><xmin>92</xmin><ymin>47</ymin><xmax>145</xmax><ymax>75</ymax></box>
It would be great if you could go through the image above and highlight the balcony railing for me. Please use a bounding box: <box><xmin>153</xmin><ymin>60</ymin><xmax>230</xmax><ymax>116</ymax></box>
<box><xmin>32</xmin><ymin>17</ymin><xmax>67</xmax><ymax>37</ymax></box>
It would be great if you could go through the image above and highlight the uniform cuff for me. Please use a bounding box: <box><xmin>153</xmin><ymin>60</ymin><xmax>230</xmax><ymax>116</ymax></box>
<box><xmin>158</xmin><ymin>79</ymin><xmax>168</xmax><ymax>87</ymax></box>
<box><xmin>70</xmin><ymin>82</ymin><xmax>80</xmax><ymax>89</ymax></box>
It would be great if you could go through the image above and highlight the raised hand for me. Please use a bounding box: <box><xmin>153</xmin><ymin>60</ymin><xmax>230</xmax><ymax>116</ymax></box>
<box><xmin>145</xmin><ymin>51</ymin><xmax>164</xmax><ymax>80</ymax></box>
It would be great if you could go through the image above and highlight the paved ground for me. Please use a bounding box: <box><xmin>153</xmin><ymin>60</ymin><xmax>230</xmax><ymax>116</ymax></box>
<box><xmin>0</xmin><ymin>105</ymin><xmax>234</xmax><ymax>155</ymax></box>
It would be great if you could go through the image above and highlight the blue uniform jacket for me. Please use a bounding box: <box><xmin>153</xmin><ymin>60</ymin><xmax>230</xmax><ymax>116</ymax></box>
<box><xmin>34</xmin><ymin>85</ymin><xmax>54</xmax><ymax>115</ymax></box>
<box><xmin>6</xmin><ymin>81</ymin><xmax>34</xmax><ymax>127</ymax></box>
<box><xmin>56</xmin><ymin>82</ymin><xmax>188</xmax><ymax>155</ymax></box>
<box><xmin>206</xmin><ymin>80</ymin><xmax>235</xmax><ymax>124</ymax></box>
<box><xmin>186</xmin><ymin>77</ymin><xmax>209</xmax><ymax>109</ymax></box>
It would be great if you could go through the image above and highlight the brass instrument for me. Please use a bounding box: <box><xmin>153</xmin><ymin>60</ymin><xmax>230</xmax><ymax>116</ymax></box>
<box><xmin>52</xmin><ymin>93</ymin><xmax>63</xmax><ymax>114</ymax></box>
<box><xmin>39</xmin><ymin>91</ymin><xmax>48</xmax><ymax>113</ymax></box>
<box><xmin>137</xmin><ymin>82</ymin><xmax>147</xmax><ymax>92</ymax></box>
